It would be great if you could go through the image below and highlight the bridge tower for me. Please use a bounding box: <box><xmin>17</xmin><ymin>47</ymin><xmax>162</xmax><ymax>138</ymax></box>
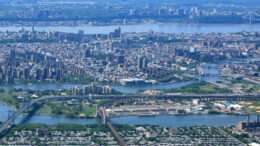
<box><xmin>95</xmin><ymin>105</ymin><xmax>98</xmax><ymax>117</ymax></box>
<box><xmin>200</xmin><ymin>74</ymin><xmax>205</xmax><ymax>82</ymax></box>
<box><xmin>8</xmin><ymin>110</ymin><xmax>15</xmax><ymax>125</ymax></box>
<box><xmin>194</xmin><ymin>70</ymin><xmax>199</xmax><ymax>81</ymax></box>
<box><xmin>27</xmin><ymin>98</ymin><xmax>31</xmax><ymax>113</ymax></box>
<box><xmin>23</xmin><ymin>97</ymin><xmax>31</xmax><ymax>113</ymax></box>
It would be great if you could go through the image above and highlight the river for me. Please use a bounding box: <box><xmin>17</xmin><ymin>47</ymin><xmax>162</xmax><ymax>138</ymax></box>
<box><xmin>0</xmin><ymin>103</ymin><xmax>256</xmax><ymax>128</ymax></box>
<box><xmin>0</xmin><ymin>23</ymin><xmax>260</xmax><ymax>34</ymax></box>
<box><xmin>0</xmin><ymin>81</ymin><xmax>195</xmax><ymax>94</ymax></box>
<box><xmin>110</xmin><ymin>114</ymin><xmax>257</xmax><ymax>128</ymax></box>
<box><xmin>0</xmin><ymin>61</ymin><xmax>221</xmax><ymax>93</ymax></box>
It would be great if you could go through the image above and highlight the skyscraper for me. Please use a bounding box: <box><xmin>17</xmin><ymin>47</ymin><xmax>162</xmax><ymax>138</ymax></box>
<box><xmin>42</xmin><ymin>67</ymin><xmax>49</xmax><ymax>80</ymax></box>
<box><xmin>138</xmin><ymin>57</ymin><xmax>144</xmax><ymax>69</ymax></box>
<box><xmin>55</xmin><ymin>68</ymin><xmax>63</xmax><ymax>81</ymax></box>
<box><xmin>117</xmin><ymin>56</ymin><xmax>125</xmax><ymax>64</ymax></box>
<box><xmin>143</xmin><ymin>58</ymin><xmax>148</xmax><ymax>68</ymax></box>
<box><xmin>85</xmin><ymin>49</ymin><xmax>91</xmax><ymax>58</ymax></box>
<box><xmin>10</xmin><ymin>50</ymin><xmax>15</xmax><ymax>59</ymax></box>
<box><xmin>35</xmin><ymin>68</ymin><xmax>42</xmax><ymax>80</ymax></box>
<box><xmin>23</xmin><ymin>68</ymin><xmax>30</xmax><ymax>80</ymax></box>
<box><xmin>138</xmin><ymin>56</ymin><xmax>148</xmax><ymax>69</ymax></box>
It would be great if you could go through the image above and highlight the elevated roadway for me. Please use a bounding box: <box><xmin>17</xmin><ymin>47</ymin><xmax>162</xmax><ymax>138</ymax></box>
<box><xmin>0</xmin><ymin>93</ymin><xmax>260</xmax><ymax>141</ymax></box>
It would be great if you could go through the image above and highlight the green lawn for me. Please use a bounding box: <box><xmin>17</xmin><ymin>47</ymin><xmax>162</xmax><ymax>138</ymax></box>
<box><xmin>162</xmin><ymin>82</ymin><xmax>232</xmax><ymax>94</ymax></box>
<box><xmin>36</xmin><ymin>102</ymin><xmax>97</xmax><ymax>118</ymax></box>
<box><xmin>35</xmin><ymin>104</ymin><xmax>52</xmax><ymax>116</ymax></box>
<box><xmin>82</xmin><ymin>106</ymin><xmax>96</xmax><ymax>117</ymax></box>
<box><xmin>0</xmin><ymin>92</ymin><xmax>21</xmax><ymax>110</ymax></box>
<box><xmin>199</xmin><ymin>85</ymin><xmax>216</xmax><ymax>93</ymax></box>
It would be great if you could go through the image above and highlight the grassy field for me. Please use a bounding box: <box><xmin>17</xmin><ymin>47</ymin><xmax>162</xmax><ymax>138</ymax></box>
<box><xmin>199</xmin><ymin>85</ymin><xmax>216</xmax><ymax>93</ymax></box>
<box><xmin>82</xmin><ymin>106</ymin><xmax>96</xmax><ymax>117</ymax></box>
<box><xmin>0</xmin><ymin>92</ymin><xmax>98</xmax><ymax>118</ymax></box>
<box><xmin>0</xmin><ymin>92</ymin><xmax>22</xmax><ymax>110</ymax></box>
<box><xmin>35</xmin><ymin>104</ymin><xmax>52</xmax><ymax>116</ymax></box>
<box><xmin>35</xmin><ymin>102</ymin><xmax>97</xmax><ymax>118</ymax></box>
<box><xmin>162</xmin><ymin>82</ymin><xmax>232</xmax><ymax>94</ymax></box>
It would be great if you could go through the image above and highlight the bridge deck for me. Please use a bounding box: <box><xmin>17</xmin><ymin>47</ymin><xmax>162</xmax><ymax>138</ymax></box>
<box><xmin>1</xmin><ymin>94</ymin><xmax>260</xmax><ymax>134</ymax></box>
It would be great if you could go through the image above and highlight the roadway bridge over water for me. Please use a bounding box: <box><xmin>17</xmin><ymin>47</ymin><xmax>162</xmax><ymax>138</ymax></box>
<box><xmin>97</xmin><ymin>105</ymin><xmax>126</xmax><ymax>146</ymax></box>
<box><xmin>0</xmin><ymin>93</ymin><xmax>260</xmax><ymax>145</ymax></box>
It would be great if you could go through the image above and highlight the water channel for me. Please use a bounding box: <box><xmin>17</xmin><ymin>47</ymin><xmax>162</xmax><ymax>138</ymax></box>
<box><xmin>0</xmin><ymin>103</ymin><xmax>256</xmax><ymax>128</ymax></box>
<box><xmin>1</xmin><ymin>23</ymin><xmax>260</xmax><ymax>34</ymax></box>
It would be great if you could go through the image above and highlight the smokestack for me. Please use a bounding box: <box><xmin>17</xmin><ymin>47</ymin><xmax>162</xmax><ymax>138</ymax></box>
<box><xmin>246</xmin><ymin>115</ymin><xmax>250</xmax><ymax>126</ymax></box>
<box><xmin>257</xmin><ymin>115</ymin><xmax>259</xmax><ymax>123</ymax></box>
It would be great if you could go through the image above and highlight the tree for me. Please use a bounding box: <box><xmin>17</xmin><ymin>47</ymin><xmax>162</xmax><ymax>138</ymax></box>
<box><xmin>0</xmin><ymin>88</ymin><xmax>5</xmax><ymax>93</ymax></box>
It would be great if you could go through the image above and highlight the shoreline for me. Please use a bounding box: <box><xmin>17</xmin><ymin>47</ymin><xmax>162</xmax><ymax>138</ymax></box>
<box><xmin>0</xmin><ymin>22</ymin><xmax>260</xmax><ymax>34</ymax></box>
<box><xmin>0</xmin><ymin>21</ymin><xmax>260</xmax><ymax>27</ymax></box>
<box><xmin>109</xmin><ymin>112</ymin><xmax>250</xmax><ymax>119</ymax></box>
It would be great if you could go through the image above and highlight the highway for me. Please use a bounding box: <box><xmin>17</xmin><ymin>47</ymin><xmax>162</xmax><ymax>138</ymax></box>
<box><xmin>0</xmin><ymin>96</ymin><xmax>77</xmax><ymax>134</ymax></box>
<box><xmin>1</xmin><ymin>93</ymin><xmax>260</xmax><ymax>134</ymax></box>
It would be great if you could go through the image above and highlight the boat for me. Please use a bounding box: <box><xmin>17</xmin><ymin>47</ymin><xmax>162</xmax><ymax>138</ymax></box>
<box><xmin>138</xmin><ymin>113</ymin><xmax>156</xmax><ymax>117</ymax></box>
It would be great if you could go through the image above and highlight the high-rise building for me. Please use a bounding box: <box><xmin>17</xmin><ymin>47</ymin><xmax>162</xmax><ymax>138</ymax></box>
<box><xmin>103</xmin><ymin>85</ymin><xmax>114</xmax><ymax>95</ymax></box>
<box><xmin>138</xmin><ymin>57</ymin><xmax>148</xmax><ymax>69</ymax></box>
<box><xmin>159</xmin><ymin>8</ymin><xmax>166</xmax><ymax>16</ymax></box>
<box><xmin>177</xmin><ymin>8</ymin><xmax>185</xmax><ymax>16</ymax></box>
<box><xmin>83</xmin><ymin>85</ymin><xmax>90</xmax><ymax>95</ymax></box>
<box><xmin>10</xmin><ymin>50</ymin><xmax>15</xmax><ymax>59</ymax></box>
<box><xmin>110</xmin><ymin>27</ymin><xmax>121</xmax><ymax>38</ymax></box>
<box><xmin>73</xmin><ymin>84</ymin><xmax>114</xmax><ymax>95</ymax></box>
<box><xmin>109</xmin><ymin>42</ymin><xmax>113</xmax><ymax>51</ymax></box>
<box><xmin>23</xmin><ymin>68</ymin><xmax>30</xmax><ymax>80</ymax></box>
<box><xmin>129</xmin><ymin>9</ymin><xmax>136</xmax><ymax>15</ymax></box>
<box><xmin>72</xmin><ymin>86</ymin><xmax>83</xmax><ymax>95</ymax></box>
<box><xmin>42</xmin><ymin>67</ymin><xmax>49</xmax><ymax>80</ymax></box>
<box><xmin>138</xmin><ymin>57</ymin><xmax>143</xmax><ymax>69</ymax></box>
<box><xmin>143</xmin><ymin>58</ymin><xmax>148</xmax><ymax>68</ymax></box>
<box><xmin>89</xmin><ymin>83</ymin><xmax>102</xmax><ymax>94</ymax></box>
<box><xmin>35</xmin><ymin>69</ymin><xmax>42</xmax><ymax>80</ymax></box>
<box><xmin>85</xmin><ymin>49</ymin><xmax>91</xmax><ymax>58</ymax></box>
<box><xmin>55</xmin><ymin>69</ymin><xmax>63</xmax><ymax>81</ymax></box>
<box><xmin>117</xmin><ymin>56</ymin><xmax>125</xmax><ymax>64</ymax></box>
<box><xmin>5</xmin><ymin>74</ymin><xmax>14</xmax><ymax>84</ymax></box>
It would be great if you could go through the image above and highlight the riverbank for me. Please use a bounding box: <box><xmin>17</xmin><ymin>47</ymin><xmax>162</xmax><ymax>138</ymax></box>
<box><xmin>160</xmin><ymin>82</ymin><xmax>232</xmax><ymax>94</ymax></box>
<box><xmin>0</xmin><ymin>80</ymin><xmax>195</xmax><ymax>94</ymax></box>
<box><xmin>0</xmin><ymin>102</ymin><xmax>258</xmax><ymax>129</ymax></box>
<box><xmin>2</xmin><ymin>20</ymin><xmax>260</xmax><ymax>27</ymax></box>
<box><xmin>0</xmin><ymin>92</ymin><xmax>21</xmax><ymax>110</ymax></box>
